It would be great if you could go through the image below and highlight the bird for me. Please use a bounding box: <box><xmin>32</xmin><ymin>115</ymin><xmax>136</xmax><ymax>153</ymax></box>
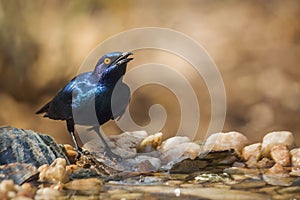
<box><xmin>36</xmin><ymin>51</ymin><xmax>133</xmax><ymax>160</ymax></box>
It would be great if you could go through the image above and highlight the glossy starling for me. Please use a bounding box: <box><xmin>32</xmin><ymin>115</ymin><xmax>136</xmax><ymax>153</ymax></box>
<box><xmin>36</xmin><ymin>52</ymin><xmax>133</xmax><ymax>160</ymax></box>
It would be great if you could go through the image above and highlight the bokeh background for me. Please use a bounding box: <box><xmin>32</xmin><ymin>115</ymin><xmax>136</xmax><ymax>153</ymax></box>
<box><xmin>0</xmin><ymin>0</ymin><xmax>299</xmax><ymax>145</ymax></box>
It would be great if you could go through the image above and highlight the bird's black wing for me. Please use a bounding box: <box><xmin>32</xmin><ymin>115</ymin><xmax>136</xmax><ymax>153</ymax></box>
<box><xmin>36</xmin><ymin>77</ymin><xmax>76</xmax><ymax>120</ymax></box>
<box><xmin>111</xmin><ymin>83</ymin><xmax>131</xmax><ymax>121</ymax></box>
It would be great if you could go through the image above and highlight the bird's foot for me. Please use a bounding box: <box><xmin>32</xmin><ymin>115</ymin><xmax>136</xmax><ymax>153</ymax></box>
<box><xmin>75</xmin><ymin>147</ymin><xmax>83</xmax><ymax>160</ymax></box>
<box><xmin>104</xmin><ymin>148</ymin><xmax>123</xmax><ymax>162</ymax></box>
<box><xmin>75</xmin><ymin>146</ymin><xmax>90</xmax><ymax>160</ymax></box>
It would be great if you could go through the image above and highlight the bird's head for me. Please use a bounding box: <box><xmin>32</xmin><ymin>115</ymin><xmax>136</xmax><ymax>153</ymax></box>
<box><xmin>94</xmin><ymin>52</ymin><xmax>133</xmax><ymax>83</ymax></box>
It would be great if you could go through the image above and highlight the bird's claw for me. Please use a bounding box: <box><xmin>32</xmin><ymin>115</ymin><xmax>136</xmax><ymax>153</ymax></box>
<box><xmin>75</xmin><ymin>146</ymin><xmax>90</xmax><ymax>160</ymax></box>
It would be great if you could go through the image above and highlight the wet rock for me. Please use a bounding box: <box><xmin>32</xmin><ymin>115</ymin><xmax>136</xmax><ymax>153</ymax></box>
<box><xmin>194</xmin><ymin>173</ymin><xmax>231</xmax><ymax>183</ymax></box>
<box><xmin>0</xmin><ymin>126</ymin><xmax>69</xmax><ymax>168</ymax></box>
<box><xmin>137</xmin><ymin>132</ymin><xmax>163</xmax><ymax>153</ymax></box>
<box><xmin>159</xmin><ymin>136</ymin><xmax>191</xmax><ymax>152</ymax></box>
<box><xmin>261</xmin><ymin>131</ymin><xmax>295</xmax><ymax>157</ymax></box>
<box><xmin>203</xmin><ymin>131</ymin><xmax>249</xmax><ymax>154</ymax></box>
<box><xmin>170</xmin><ymin>159</ymin><xmax>208</xmax><ymax>174</ymax></box>
<box><xmin>224</xmin><ymin>167</ymin><xmax>261</xmax><ymax>180</ymax></box>
<box><xmin>200</xmin><ymin>149</ymin><xmax>239</xmax><ymax>165</ymax></box>
<box><xmin>270</xmin><ymin>145</ymin><xmax>290</xmax><ymax>166</ymax></box>
<box><xmin>231</xmin><ymin>179</ymin><xmax>266</xmax><ymax>189</ymax></box>
<box><xmin>277</xmin><ymin>186</ymin><xmax>300</xmax><ymax>194</ymax></box>
<box><xmin>69</xmin><ymin>168</ymin><xmax>100</xmax><ymax>179</ymax></box>
<box><xmin>169</xmin><ymin>150</ymin><xmax>239</xmax><ymax>174</ymax></box>
<box><xmin>0</xmin><ymin>163</ymin><xmax>37</xmax><ymax>185</ymax></box>
<box><xmin>38</xmin><ymin>158</ymin><xmax>69</xmax><ymax>184</ymax></box>
<box><xmin>160</xmin><ymin>142</ymin><xmax>201</xmax><ymax>164</ymax></box>
<box><xmin>290</xmin><ymin>148</ymin><xmax>300</xmax><ymax>167</ymax></box>
<box><xmin>263</xmin><ymin>174</ymin><xmax>295</xmax><ymax>186</ymax></box>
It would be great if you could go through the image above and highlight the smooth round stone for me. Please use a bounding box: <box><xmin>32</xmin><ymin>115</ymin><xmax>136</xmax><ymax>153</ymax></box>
<box><xmin>290</xmin><ymin>148</ymin><xmax>300</xmax><ymax>167</ymax></box>
<box><xmin>270</xmin><ymin>144</ymin><xmax>290</xmax><ymax>166</ymax></box>
<box><xmin>137</xmin><ymin>132</ymin><xmax>163</xmax><ymax>153</ymax></box>
<box><xmin>159</xmin><ymin>136</ymin><xmax>191</xmax><ymax>152</ymax></box>
<box><xmin>261</xmin><ymin>131</ymin><xmax>295</xmax><ymax>157</ymax></box>
<box><xmin>203</xmin><ymin>131</ymin><xmax>249</xmax><ymax>153</ymax></box>
<box><xmin>160</xmin><ymin>142</ymin><xmax>201</xmax><ymax>164</ymax></box>
<box><xmin>242</xmin><ymin>143</ymin><xmax>261</xmax><ymax>161</ymax></box>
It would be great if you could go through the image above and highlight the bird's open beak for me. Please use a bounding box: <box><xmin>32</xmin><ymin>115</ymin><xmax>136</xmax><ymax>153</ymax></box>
<box><xmin>114</xmin><ymin>52</ymin><xmax>134</xmax><ymax>66</ymax></box>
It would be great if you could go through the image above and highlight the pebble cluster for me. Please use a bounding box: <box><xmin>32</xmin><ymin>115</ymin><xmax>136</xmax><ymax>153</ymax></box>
<box><xmin>0</xmin><ymin>127</ymin><xmax>299</xmax><ymax>199</ymax></box>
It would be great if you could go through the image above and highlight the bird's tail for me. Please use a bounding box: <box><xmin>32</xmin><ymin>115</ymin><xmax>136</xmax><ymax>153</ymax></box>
<box><xmin>36</xmin><ymin>102</ymin><xmax>50</xmax><ymax>115</ymax></box>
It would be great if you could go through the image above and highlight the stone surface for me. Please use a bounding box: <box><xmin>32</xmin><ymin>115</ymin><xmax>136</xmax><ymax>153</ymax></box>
<box><xmin>290</xmin><ymin>168</ymin><xmax>300</xmax><ymax>176</ymax></box>
<box><xmin>38</xmin><ymin>158</ymin><xmax>69</xmax><ymax>184</ymax></box>
<box><xmin>242</xmin><ymin>143</ymin><xmax>262</xmax><ymax>168</ymax></box>
<box><xmin>170</xmin><ymin>150</ymin><xmax>239</xmax><ymax>174</ymax></box>
<box><xmin>267</xmin><ymin>163</ymin><xmax>289</xmax><ymax>175</ymax></box>
<box><xmin>62</xmin><ymin>144</ymin><xmax>77</xmax><ymax>164</ymax></box>
<box><xmin>0</xmin><ymin>180</ymin><xmax>36</xmax><ymax>199</ymax></box>
<box><xmin>128</xmin><ymin>155</ymin><xmax>161</xmax><ymax>172</ymax></box>
<box><xmin>159</xmin><ymin>136</ymin><xmax>191</xmax><ymax>152</ymax></box>
<box><xmin>261</xmin><ymin>131</ymin><xmax>295</xmax><ymax>157</ymax></box>
<box><xmin>242</xmin><ymin>143</ymin><xmax>261</xmax><ymax>161</ymax></box>
<box><xmin>263</xmin><ymin>174</ymin><xmax>295</xmax><ymax>187</ymax></box>
<box><xmin>256</xmin><ymin>157</ymin><xmax>275</xmax><ymax>168</ymax></box>
<box><xmin>0</xmin><ymin>163</ymin><xmax>37</xmax><ymax>185</ymax></box>
<box><xmin>35</xmin><ymin>188</ymin><xmax>64</xmax><ymax>200</ymax></box>
<box><xmin>137</xmin><ymin>132</ymin><xmax>163</xmax><ymax>153</ymax></box>
<box><xmin>160</xmin><ymin>142</ymin><xmax>201</xmax><ymax>164</ymax></box>
<box><xmin>84</xmin><ymin>131</ymin><xmax>148</xmax><ymax>159</ymax></box>
<box><xmin>290</xmin><ymin>148</ymin><xmax>300</xmax><ymax>167</ymax></box>
<box><xmin>0</xmin><ymin>126</ymin><xmax>69</xmax><ymax>168</ymax></box>
<box><xmin>203</xmin><ymin>131</ymin><xmax>249</xmax><ymax>154</ymax></box>
<box><xmin>270</xmin><ymin>144</ymin><xmax>290</xmax><ymax>166</ymax></box>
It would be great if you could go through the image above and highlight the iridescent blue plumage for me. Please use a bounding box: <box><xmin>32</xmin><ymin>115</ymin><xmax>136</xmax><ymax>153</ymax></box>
<box><xmin>36</xmin><ymin>52</ymin><xmax>133</xmax><ymax>160</ymax></box>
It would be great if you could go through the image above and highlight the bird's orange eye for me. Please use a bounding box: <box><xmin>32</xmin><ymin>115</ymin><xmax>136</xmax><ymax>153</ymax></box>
<box><xmin>104</xmin><ymin>58</ymin><xmax>111</xmax><ymax>64</ymax></box>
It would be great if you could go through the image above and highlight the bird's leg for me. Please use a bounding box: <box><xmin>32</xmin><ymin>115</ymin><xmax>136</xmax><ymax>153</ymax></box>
<box><xmin>93</xmin><ymin>126</ymin><xmax>122</xmax><ymax>161</ymax></box>
<box><xmin>66</xmin><ymin>119</ymin><xmax>82</xmax><ymax>159</ymax></box>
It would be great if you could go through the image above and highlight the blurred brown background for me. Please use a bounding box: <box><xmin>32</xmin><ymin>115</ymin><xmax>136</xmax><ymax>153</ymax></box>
<box><xmin>0</xmin><ymin>0</ymin><xmax>299</xmax><ymax>145</ymax></box>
